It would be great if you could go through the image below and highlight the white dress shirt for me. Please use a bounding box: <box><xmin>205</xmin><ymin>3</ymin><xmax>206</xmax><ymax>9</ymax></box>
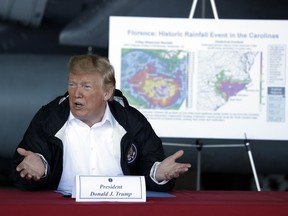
<box><xmin>56</xmin><ymin>105</ymin><xmax>124</xmax><ymax>193</ymax></box>
<box><xmin>56</xmin><ymin>103</ymin><xmax>166</xmax><ymax>194</ymax></box>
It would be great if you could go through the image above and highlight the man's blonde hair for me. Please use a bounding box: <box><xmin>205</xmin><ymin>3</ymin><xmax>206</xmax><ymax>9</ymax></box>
<box><xmin>68</xmin><ymin>54</ymin><xmax>116</xmax><ymax>93</ymax></box>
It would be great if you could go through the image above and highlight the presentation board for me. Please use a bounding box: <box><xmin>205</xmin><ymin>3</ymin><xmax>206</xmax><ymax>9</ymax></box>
<box><xmin>108</xmin><ymin>16</ymin><xmax>288</xmax><ymax>141</ymax></box>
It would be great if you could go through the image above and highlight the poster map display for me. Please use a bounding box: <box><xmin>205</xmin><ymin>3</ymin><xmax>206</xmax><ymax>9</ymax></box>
<box><xmin>109</xmin><ymin>16</ymin><xmax>288</xmax><ymax>140</ymax></box>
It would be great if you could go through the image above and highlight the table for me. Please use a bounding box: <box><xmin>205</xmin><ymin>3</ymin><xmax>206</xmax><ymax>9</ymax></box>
<box><xmin>1</xmin><ymin>189</ymin><xmax>288</xmax><ymax>216</ymax></box>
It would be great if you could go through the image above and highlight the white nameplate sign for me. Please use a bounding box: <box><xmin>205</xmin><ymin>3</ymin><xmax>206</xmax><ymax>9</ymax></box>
<box><xmin>74</xmin><ymin>175</ymin><xmax>146</xmax><ymax>202</ymax></box>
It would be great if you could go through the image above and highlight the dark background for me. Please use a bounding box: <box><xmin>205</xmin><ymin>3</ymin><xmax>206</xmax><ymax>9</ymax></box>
<box><xmin>1</xmin><ymin>0</ymin><xmax>288</xmax><ymax>191</ymax></box>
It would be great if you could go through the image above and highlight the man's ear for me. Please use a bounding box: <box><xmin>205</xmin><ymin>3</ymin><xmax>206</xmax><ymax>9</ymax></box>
<box><xmin>104</xmin><ymin>88</ymin><xmax>114</xmax><ymax>101</ymax></box>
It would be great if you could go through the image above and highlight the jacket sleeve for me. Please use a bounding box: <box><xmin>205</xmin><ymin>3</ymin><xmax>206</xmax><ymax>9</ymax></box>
<box><xmin>10</xmin><ymin>99</ymin><xmax>65</xmax><ymax>191</ymax></box>
<box><xmin>133</xmin><ymin>110</ymin><xmax>176</xmax><ymax>192</ymax></box>
<box><xmin>111</xmin><ymin>89</ymin><xmax>176</xmax><ymax>191</ymax></box>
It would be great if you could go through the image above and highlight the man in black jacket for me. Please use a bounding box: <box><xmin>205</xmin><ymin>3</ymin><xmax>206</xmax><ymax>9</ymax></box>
<box><xmin>11</xmin><ymin>54</ymin><xmax>191</xmax><ymax>194</ymax></box>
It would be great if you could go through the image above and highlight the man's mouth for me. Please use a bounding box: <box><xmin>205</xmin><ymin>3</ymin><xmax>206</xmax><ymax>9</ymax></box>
<box><xmin>74</xmin><ymin>102</ymin><xmax>84</xmax><ymax>109</ymax></box>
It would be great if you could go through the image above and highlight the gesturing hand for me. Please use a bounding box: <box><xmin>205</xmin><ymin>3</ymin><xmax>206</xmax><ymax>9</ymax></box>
<box><xmin>155</xmin><ymin>150</ymin><xmax>191</xmax><ymax>182</ymax></box>
<box><xmin>16</xmin><ymin>147</ymin><xmax>45</xmax><ymax>181</ymax></box>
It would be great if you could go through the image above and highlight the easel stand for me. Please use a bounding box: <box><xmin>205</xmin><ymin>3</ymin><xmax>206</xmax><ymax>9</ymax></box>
<box><xmin>195</xmin><ymin>139</ymin><xmax>261</xmax><ymax>191</ymax></box>
<box><xmin>189</xmin><ymin>0</ymin><xmax>219</xmax><ymax>19</ymax></box>
<box><xmin>188</xmin><ymin>0</ymin><xmax>261</xmax><ymax>191</ymax></box>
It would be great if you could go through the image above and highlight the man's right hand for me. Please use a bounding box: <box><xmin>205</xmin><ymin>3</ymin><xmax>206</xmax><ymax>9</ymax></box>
<box><xmin>16</xmin><ymin>147</ymin><xmax>45</xmax><ymax>181</ymax></box>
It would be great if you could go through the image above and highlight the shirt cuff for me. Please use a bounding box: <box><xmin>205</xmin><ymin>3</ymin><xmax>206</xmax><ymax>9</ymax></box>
<box><xmin>35</xmin><ymin>153</ymin><xmax>48</xmax><ymax>178</ymax></box>
<box><xmin>150</xmin><ymin>162</ymin><xmax>169</xmax><ymax>185</ymax></box>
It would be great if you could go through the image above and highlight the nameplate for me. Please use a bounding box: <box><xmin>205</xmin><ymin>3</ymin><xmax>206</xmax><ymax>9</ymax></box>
<box><xmin>74</xmin><ymin>175</ymin><xmax>146</xmax><ymax>202</ymax></box>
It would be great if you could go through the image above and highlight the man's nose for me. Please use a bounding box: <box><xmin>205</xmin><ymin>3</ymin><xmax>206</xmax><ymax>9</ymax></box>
<box><xmin>74</xmin><ymin>85</ymin><xmax>83</xmax><ymax>97</ymax></box>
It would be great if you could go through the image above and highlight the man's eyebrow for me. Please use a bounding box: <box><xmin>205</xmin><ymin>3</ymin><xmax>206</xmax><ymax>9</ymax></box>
<box><xmin>81</xmin><ymin>81</ymin><xmax>93</xmax><ymax>85</ymax></box>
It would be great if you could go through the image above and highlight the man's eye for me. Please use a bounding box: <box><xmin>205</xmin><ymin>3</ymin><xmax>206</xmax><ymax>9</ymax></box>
<box><xmin>84</xmin><ymin>85</ymin><xmax>92</xmax><ymax>90</ymax></box>
<box><xmin>68</xmin><ymin>83</ymin><xmax>76</xmax><ymax>88</ymax></box>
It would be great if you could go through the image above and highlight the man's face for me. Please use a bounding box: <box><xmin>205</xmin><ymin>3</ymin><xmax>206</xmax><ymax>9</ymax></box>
<box><xmin>68</xmin><ymin>72</ymin><xmax>106</xmax><ymax>126</ymax></box>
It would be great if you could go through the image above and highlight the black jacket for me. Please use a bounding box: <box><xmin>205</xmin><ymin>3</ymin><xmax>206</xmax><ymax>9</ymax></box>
<box><xmin>10</xmin><ymin>90</ymin><xmax>175</xmax><ymax>192</ymax></box>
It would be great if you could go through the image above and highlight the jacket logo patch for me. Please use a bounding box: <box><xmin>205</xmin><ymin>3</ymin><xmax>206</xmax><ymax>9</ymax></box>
<box><xmin>127</xmin><ymin>144</ymin><xmax>137</xmax><ymax>163</ymax></box>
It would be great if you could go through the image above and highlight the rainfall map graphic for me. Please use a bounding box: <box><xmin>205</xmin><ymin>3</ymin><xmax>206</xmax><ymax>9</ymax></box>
<box><xmin>121</xmin><ymin>49</ymin><xmax>188</xmax><ymax>109</ymax></box>
<box><xmin>197</xmin><ymin>50</ymin><xmax>259</xmax><ymax>111</ymax></box>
